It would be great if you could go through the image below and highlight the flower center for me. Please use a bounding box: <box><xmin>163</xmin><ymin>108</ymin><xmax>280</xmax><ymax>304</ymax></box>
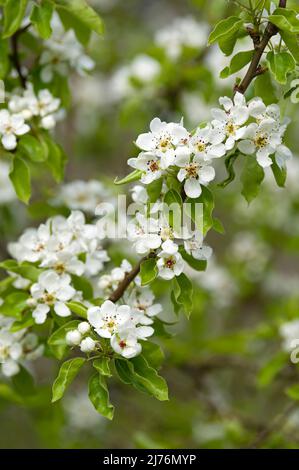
<box><xmin>147</xmin><ymin>159</ymin><xmax>160</xmax><ymax>173</ymax></box>
<box><xmin>186</xmin><ymin>162</ymin><xmax>199</xmax><ymax>178</ymax></box>
<box><xmin>225</xmin><ymin>121</ymin><xmax>238</xmax><ymax>136</ymax></box>
<box><xmin>119</xmin><ymin>340</ymin><xmax>127</xmax><ymax>349</ymax></box>
<box><xmin>55</xmin><ymin>263</ymin><xmax>65</xmax><ymax>274</ymax></box>
<box><xmin>0</xmin><ymin>345</ymin><xmax>10</xmax><ymax>360</ymax></box>
<box><xmin>254</xmin><ymin>133</ymin><xmax>268</xmax><ymax>148</ymax></box>
<box><xmin>159</xmin><ymin>226</ymin><xmax>173</xmax><ymax>241</ymax></box>
<box><xmin>165</xmin><ymin>257</ymin><xmax>176</xmax><ymax>269</ymax></box>
<box><xmin>195</xmin><ymin>141</ymin><xmax>206</xmax><ymax>152</ymax></box>
<box><xmin>43</xmin><ymin>293</ymin><xmax>55</xmax><ymax>305</ymax></box>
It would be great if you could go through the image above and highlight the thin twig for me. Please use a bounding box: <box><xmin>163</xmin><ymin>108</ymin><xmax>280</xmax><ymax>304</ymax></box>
<box><xmin>10</xmin><ymin>24</ymin><xmax>31</xmax><ymax>88</ymax></box>
<box><xmin>235</xmin><ymin>0</ymin><xmax>287</xmax><ymax>94</ymax></box>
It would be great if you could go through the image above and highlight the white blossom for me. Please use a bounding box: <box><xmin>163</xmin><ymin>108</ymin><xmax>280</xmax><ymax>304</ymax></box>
<box><xmin>157</xmin><ymin>251</ymin><xmax>184</xmax><ymax>280</ymax></box>
<box><xmin>30</xmin><ymin>270</ymin><xmax>76</xmax><ymax>324</ymax></box>
<box><xmin>0</xmin><ymin>109</ymin><xmax>30</xmax><ymax>150</ymax></box>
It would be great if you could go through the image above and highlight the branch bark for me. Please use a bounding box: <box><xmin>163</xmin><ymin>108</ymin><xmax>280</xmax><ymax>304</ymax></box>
<box><xmin>235</xmin><ymin>0</ymin><xmax>287</xmax><ymax>95</ymax></box>
<box><xmin>10</xmin><ymin>24</ymin><xmax>30</xmax><ymax>88</ymax></box>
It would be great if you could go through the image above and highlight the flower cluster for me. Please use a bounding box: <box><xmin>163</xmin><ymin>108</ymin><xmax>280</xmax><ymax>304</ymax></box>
<box><xmin>0</xmin><ymin>314</ymin><xmax>43</xmax><ymax>377</ymax></box>
<box><xmin>39</xmin><ymin>13</ymin><xmax>95</xmax><ymax>83</ymax></box>
<box><xmin>8</xmin><ymin>210</ymin><xmax>109</xmax><ymax>324</ymax></box>
<box><xmin>55</xmin><ymin>179</ymin><xmax>110</xmax><ymax>214</ymax></box>
<box><xmin>154</xmin><ymin>17</ymin><xmax>209</xmax><ymax>60</ymax></box>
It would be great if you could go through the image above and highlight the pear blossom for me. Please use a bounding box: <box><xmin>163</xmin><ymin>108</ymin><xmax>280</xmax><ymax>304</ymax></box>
<box><xmin>111</xmin><ymin>324</ymin><xmax>153</xmax><ymax>359</ymax></box>
<box><xmin>238</xmin><ymin>118</ymin><xmax>281</xmax><ymax>168</ymax></box>
<box><xmin>87</xmin><ymin>300</ymin><xmax>131</xmax><ymax>338</ymax></box>
<box><xmin>280</xmin><ymin>320</ymin><xmax>299</xmax><ymax>353</ymax></box>
<box><xmin>157</xmin><ymin>251</ymin><xmax>184</xmax><ymax>280</ymax></box>
<box><xmin>66</xmin><ymin>329</ymin><xmax>82</xmax><ymax>346</ymax></box>
<box><xmin>57</xmin><ymin>180</ymin><xmax>107</xmax><ymax>213</ymax></box>
<box><xmin>134</xmin><ymin>117</ymin><xmax>190</xmax><ymax>167</ymax></box>
<box><xmin>128</xmin><ymin>152</ymin><xmax>164</xmax><ymax>184</ymax></box>
<box><xmin>176</xmin><ymin>154</ymin><xmax>215</xmax><ymax>198</ymax></box>
<box><xmin>0</xmin><ymin>109</ymin><xmax>30</xmax><ymax>150</ymax></box>
<box><xmin>127</xmin><ymin>212</ymin><xmax>161</xmax><ymax>254</ymax></box>
<box><xmin>211</xmin><ymin>92</ymin><xmax>249</xmax><ymax>150</ymax></box>
<box><xmin>30</xmin><ymin>270</ymin><xmax>76</xmax><ymax>324</ymax></box>
<box><xmin>189</xmin><ymin>125</ymin><xmax>226</xmax><ymax>161</ymax></box>
<box><xmin>184</xmin><ymin>237</ymin><xmax>213</xmax><ymax>261</ymax></box>
<box><xmin>0</xmin><ymin>316</ymin><xmax>43</xmax><ymax>377</ymax></box>
<box><xmin>39</xmin><ymin>13</ymin><xmax>95</xmax><ymax>82</ymax></box>
<box><xmin>124</xmin><ymin>287</ymin><xmax>162</xmax><ymax>325</ymax></box>
<box><xmin>97</xmin><ymin>260</ymin><xmax>132</xmax><ymax>296</ymax></box>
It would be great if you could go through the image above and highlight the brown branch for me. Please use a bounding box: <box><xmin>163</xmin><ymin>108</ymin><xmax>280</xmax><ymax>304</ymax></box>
<box><xmin>10</xmin><ymin>24</ymin><xmax>31</xmax><ymax>88</ymax></box>
<box><xmin>109</xmin><ymin>252</ymin><xmax>156</xmax><ymax>303</ymax></box>
<box><xmin>235</xmin><ymin>0</ymin><xmax>287</xmax><ymax>95</ymax></box>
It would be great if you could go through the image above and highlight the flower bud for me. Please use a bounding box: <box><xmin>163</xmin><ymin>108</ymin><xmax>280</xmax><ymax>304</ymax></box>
<box><xmin>80</xmin><ymin>337</ymin><xmax>96</xmax><ymax>353</ymax></box>
<box><xmin>78</xmin><ymin>321</ymin><xmax>91</xmax><ymax>335</ymax></box>
<box><xmin>66</xmin><ymin>329</ymin><xmax>81</xmax><ymax>346</ymax></box>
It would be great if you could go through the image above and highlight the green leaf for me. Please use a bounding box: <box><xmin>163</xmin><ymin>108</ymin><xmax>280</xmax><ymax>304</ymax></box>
<box><xmin>0</xmin><ymin>39</ymin><xmax>9</xmax><ymax>79</ymax></box>
<box><xmin>147</xmin><ymin>177</ymin><xmax>163</xmax><ymax>203</ymax></box>
<box><xmin>114</xmin><ymin>169</ymin><xmax>142</xmax><ymax>185</ymax></box>
<box><xmin>220</xmin><ymin>50</ymin><xmax>254</xmax><ymax>78</ymax></box>
<box><xmin>280</xmin><ymin>30</ymin><xmax>299</xmax><ymax>62</ymax></box>
<box><xmin>57</xmin><ymin>8</ymin><xmax>91</xmax><ymax>45</ymax></box>
<box><xmin>141</xmin><ymin>342</ymin><xmax>165</xmax><ymax>370</ymax></box>
<box><xmin>286</xmin><ymin>384</ymin><xmax>299</xmax><ymax>401</ymax></box>
<box><xmin>9</xmin><ymin>154</ymin><xmax>31</xmax><ymax>204</ymax></box>
<box><xmin>30</xmin><ymin>0</ymin><xmax>53</xmax><ymax>39</ymax></box>
<box><xmin>163</xmin><ymin>189</ymin><xmax>182</xmax><ymax>228</ymax></box>
<box><xmin>10</xmin><ymin>312</ymin><xmax>35</xmax><ymax>332</ymax></box>
<box><xmin>12</xmin><ymin>365</ymin><xmax>35</xmax><ymax>396</ymax></box>
<box><xmin>241</xmin><ymin>156</ymin><xmax>264</xmax><ymax>203</ymax></box>
<box><xmin>2</xmin><ymin>0</ymin><xmax>28</xmax><ymax>38</ymax></box>
<box><xmin>19</xmin><ymin>134</ymin><xmax>48</xmax><ymax>162</ymax></box>
<box><xmin>88</xmin><ymin>373</ymin><xmax>114</xmax><ymax>420</ymax></box>
<box><xmin>208</xmin><ymin>16</ymin><xmax>243</xmax><ymax>46</ymax></box>
<box><xmin>48</xmin><ymin>320</ymin><xmax>81</xmax><ymax>359</ymax></box>
<box><xmin>66</xmin><ymin>301</ymin><xmax>88</xmax><ymax>319</ymax></box>
<box><xmin>271</xmin><ymin>156</ymin><xmax>287</xmax><ymax>187</ymax></box>
<box><xmin>0</xmin><ymin>260</ymin><xmax>42</xmax><ymax>282</ymax></box>
<box><xmin>93</xmin><ymin>357</ymin><xmax>112</xmax><ymax>377</ymax></box>
<box><xmin>0</xmin><ymin>292</ymin><xmax>29</xmax><ymax>319</ymax></box>
<box><xmin>218</xmin><ymin>152</ymin><xmax>239</xmax><ymax>187</ymax></box>
<box><xmin>267</xmin><ymin>51</ymin><xmax>295</xmax><ymax>84</ymax></box>
<box><xmin>179</xmin><ymin>247</ymin><xmax>207</xmax><ymax>272</ymax></box>
<box><xmin>43</xmin><ymin>134</ymin><xmax>66</xmax><ymax>183</ymax></box>
<box><xmin>140</xmin><ymin>258</ymin><xmax>158</xmax><ymax>286</ymax></box>
<box><xmin>172</xmin><ymin>273</ymin><xmax>193</xmax><ymax>318</ymax></box>
<box><xmin>71</xmin><ymin>275</ymin><xmax>93</xmax><ymax>300</ymax></box>
<box><xmin>257</xmin><ymin>352</ymin><xmax>287</xmax><ymax>388</ymax></box>
<box><xmin>269</xmin><ymin>8</ymin><xmax>299</xmax><ymax>34</ymax></box>
<box><xmin>185</xmin><ymin>186</ymin><xmax>214</xmax><ymax>236</ymax></box>
<box><xmin>115</xmin><ymin>355</ymin><xmax>168</xmax><ymax>401</ymax></box>
<box><xmin>254</xmin><ymin>72</ymin><xmax>277</xmax><ymax>105</ymax></box>
<box><xmin>55</xmin><ymin>0</ymin><xmax>104</xmax><ymax>35</ymax></box>
<box><xmin>52</xmin><ymin>357</ymin><xmax>85</xmax><ymax>402</ymax></box>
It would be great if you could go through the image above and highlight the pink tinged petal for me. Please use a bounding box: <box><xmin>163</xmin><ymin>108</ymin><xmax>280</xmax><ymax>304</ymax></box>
<box><xmin>256</xmin><ymin>148</ymin><xmax>272</xmax><ymax>168</ymax></box>
<box><xmin>2</xmin><ymin>134</ymin><xmax>17</xmax><ymax>150</ymax></box>
<box><xmin>238</xmin><ymin>140</ymin><xmax>255</xmax><ymax>155</ymax></box>
<box><xmin>54</xmin><ymin>301</ymin><xmax>71</xmax><ymax>317</ymax></box>
<box><xmin>199</xmin><ymin>165</ymin><xmax>215</xmax><ymax>184</ymax></box>
<box><xmin>135</xmin><ymin>133</ymin><xmax>155</xmax><ymax>151</ymax></box>
<box><xmin>184</xmin><ymin>178</ymin><xmax>202</xmax><ymax>198</ymax></box>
